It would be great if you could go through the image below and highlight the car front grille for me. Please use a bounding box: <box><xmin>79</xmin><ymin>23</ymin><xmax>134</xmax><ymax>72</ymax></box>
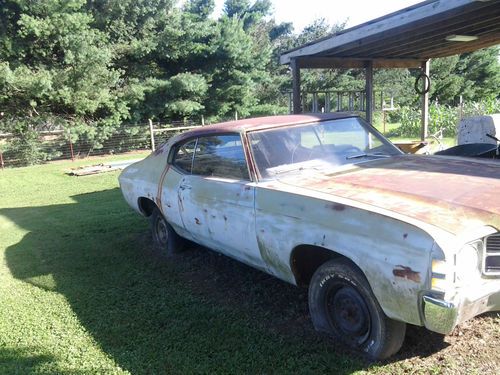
<box><xmin>484</xmin><ymin>234</ymin><xmax>500</xmax><ymax>275</ymax></box>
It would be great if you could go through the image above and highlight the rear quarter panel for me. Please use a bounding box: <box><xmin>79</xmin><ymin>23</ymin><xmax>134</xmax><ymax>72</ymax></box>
<box><xmin>119</xmin><ymin>147</ymin><xmax>169</xmax><ymax>213</ymax></box>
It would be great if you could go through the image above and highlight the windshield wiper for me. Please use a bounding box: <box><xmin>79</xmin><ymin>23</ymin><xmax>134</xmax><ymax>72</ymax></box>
<box><xmin>345</xmin><ymin>153</ymin><xmax>392</xmax><ymax>160</ymax></box>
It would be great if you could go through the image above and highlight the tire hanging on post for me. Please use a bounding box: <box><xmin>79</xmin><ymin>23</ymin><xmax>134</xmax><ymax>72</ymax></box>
<box><xmin>414</xmin><ymin>72</ymin><xmax>431</xmax><ymax>95</ymax></box>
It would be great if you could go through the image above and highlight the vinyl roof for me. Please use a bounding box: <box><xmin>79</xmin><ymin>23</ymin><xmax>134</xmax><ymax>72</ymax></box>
<box><xmin>175</xmin><ymin>113</ymin><xmax>357</xmax><ymax>140</ymax></box>
<box><xmin>280</xmin><ymin>0</ymin><xmax>500</xmax><ymax>69</ymax></box>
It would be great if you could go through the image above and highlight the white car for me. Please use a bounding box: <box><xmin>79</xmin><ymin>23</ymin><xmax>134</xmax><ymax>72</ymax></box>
<box><xmin>119</xmin><ymin>113</ymin><xmax>500</xmax><ymax>359</ymax></box>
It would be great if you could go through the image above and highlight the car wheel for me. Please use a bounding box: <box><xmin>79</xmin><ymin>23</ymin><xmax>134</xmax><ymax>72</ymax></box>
<box><xmin>150</xmin><ymin>207</ymin><xmax>184</xmax><ymax>256</ymax></box>
<box><xmin>308</xmin><ymin>259</ymin><xmax>406</xmax><ymax>359</ymax></box>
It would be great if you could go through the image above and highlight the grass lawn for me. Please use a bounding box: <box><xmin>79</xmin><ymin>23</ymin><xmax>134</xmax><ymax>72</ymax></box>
<box><xmin>0</xmin><ymin>154</ymin><xmax>498</xmax><ymax>374</ymax></box>
<box><xmin>373</xmin><ymin>122</ymin><xmax>457</xmax><ymax>152</ymax></box>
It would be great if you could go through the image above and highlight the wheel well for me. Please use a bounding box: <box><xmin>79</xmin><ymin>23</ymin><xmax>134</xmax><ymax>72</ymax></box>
<box><xmin>137</xmin><ymin>197</ymin><xmax>158</xmax><ymax>217</ymax></box>
<box><xmin>291</xmin><ymin>245</ymin><xmax>352</xmax><ymax>286</ymax></box>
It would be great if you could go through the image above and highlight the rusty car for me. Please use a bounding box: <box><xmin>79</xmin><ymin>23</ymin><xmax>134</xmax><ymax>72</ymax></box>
<box><xmin>119</xmin><ymin>113</ymin><xmax>500</xmax><ymax>359</ymax></box>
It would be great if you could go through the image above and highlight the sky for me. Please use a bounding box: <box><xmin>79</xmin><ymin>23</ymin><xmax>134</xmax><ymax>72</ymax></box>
<box><xmin>213</xmin><ymin>0</ymin><xmax>424</xmax><ymax>32</ymax></box>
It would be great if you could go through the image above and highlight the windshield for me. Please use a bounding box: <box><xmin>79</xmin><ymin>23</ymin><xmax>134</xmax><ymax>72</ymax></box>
<box><xmin>248</xmin><ymin>117</ymin><xmax>402</xmax><ymax>178</ymax></box>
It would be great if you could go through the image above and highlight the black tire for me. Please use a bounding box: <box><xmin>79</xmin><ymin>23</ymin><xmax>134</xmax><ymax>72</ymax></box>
<box><xmin>150</xmin><ymin>207</ymin><xmax>184</xmax><ymax>256</ymax></box>
<box><xmin>308</xmin><ymin>259</ymin><xmax>406</xmax><ymax>360</ymax></box>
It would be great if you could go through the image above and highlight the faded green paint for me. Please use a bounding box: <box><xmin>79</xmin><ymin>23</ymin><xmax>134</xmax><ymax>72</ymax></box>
<box><xmin>257</xmin><ymin>235</ymin><xmax>294</xmax><ymax>281</ymax></box>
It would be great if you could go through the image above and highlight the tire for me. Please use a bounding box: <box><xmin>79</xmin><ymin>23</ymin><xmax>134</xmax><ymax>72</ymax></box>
<box><xmin>308</xmin><ymin>259</ymin><xmax>406</xmax><ymax>360</ymax></box>
<box><xmin>150</xmin><ymin>207</ymin><xmax>184</xmax><ymax>256</ymax></box>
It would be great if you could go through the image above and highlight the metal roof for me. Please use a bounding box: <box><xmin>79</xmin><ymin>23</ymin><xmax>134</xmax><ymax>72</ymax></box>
<box><xmin>280</xmin><ymin>0</ymin><xmax>500</xmax><ymax>68</ymax></box>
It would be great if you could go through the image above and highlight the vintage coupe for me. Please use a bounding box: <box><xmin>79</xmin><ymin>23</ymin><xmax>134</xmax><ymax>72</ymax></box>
<box><xmin>119</xmin><ymin>113</ymin><xmax>500</xmax><ymax>359</ymax></box>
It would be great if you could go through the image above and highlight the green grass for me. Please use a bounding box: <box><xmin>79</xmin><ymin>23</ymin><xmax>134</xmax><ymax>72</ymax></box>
<box><xmin>0</xmin><ymin>155</ymin><xmax>364</xmax><ymax>374</ymax></box>
<box><xmin>0</xmin><ymin>154</ymin><xmax>498</xmax><ymax>374</ymax></box>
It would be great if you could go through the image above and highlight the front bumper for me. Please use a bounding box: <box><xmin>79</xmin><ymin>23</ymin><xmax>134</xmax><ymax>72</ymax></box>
<box><xmin>422</xmin><ymin>284</ymin><xmax>500</xmax><ymax>334</ymax></box>
<box><xmin>422</xmin><ymin>295</ymin><xmax>458</xmax><ymax>334</ymax></box>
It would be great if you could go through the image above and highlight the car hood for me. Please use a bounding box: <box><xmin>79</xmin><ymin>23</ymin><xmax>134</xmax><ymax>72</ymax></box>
<box><xmin>279</xmin><ymin>155</ymin><xmax>500</xmax><ymax>235</ymax></box>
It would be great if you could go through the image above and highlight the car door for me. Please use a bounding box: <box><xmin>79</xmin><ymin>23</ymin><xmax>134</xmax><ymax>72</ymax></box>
<box><xmin>167</xmin><ymin>133</ymin><xmax>264</xmax><ymax>269</ymax></box>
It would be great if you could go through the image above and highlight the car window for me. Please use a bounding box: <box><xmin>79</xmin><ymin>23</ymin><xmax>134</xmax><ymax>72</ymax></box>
<box><xmin>249</xmin><ymin>117</ymin><xmax>401</xmax><ymax>178</ymax></box>
<box><xmin>172</xmin><ymin>139</ymin><xmax>197</xmax><ymax>173</ymax></box>
<box><xmin>191</xmin><ymin>134</ymin><xmax>249</xmax><ymax>180</ymax></box>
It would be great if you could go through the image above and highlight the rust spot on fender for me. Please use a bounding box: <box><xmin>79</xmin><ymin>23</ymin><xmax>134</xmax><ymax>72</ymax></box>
<box><xmin>326</xmin><ymin>203</ymin><xmax>346</xmax><ymax>211</ymax></box>
<box><xmin>195</xmin><ymin>218</ymin><xmax>201</xmax><ymax>225</ymax></box>
<box><xmin>393</xmin><ymin>265</ymin><xmax>421</xmax><ymax>283</ymax></box>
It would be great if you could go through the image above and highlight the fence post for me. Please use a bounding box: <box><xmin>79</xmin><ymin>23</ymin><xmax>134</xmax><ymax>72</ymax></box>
<box><xmin>68</xmin><ymin>128</ymin><xmax>75</xmax><ymax>162</ymax></box>
<box><xmin>149</xmin><ymin>119</ymin><xmax>155</xmax><ymax>151</ymax></box>
<box><xmin>201</xmin><ymin>115</ymin><xmax>205</xmax><ymax>126</ymax></box>
<box><xmin>0</xmin><ymin>150</ymin><xmax>4</xmax><ymax>170</ymax></box>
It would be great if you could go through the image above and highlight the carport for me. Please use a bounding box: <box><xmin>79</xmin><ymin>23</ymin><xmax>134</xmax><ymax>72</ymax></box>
<box><xmin>280</xmin><ymin>0</ymin><xmax>500</xmax><ymax>140</ymax></box>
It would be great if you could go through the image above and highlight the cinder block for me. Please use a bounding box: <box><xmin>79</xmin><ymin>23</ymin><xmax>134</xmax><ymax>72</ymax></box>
<box><xmin>457</xmin><ymin>114</ymin><xmax>500</xmax><ymax>145</ymax></box>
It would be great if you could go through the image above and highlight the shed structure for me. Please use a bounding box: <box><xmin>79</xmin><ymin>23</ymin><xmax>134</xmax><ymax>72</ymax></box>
<box><xmin>280</xmin><ymin>0</ymin><xmax>500</xmax><ymax>140</ymax></box>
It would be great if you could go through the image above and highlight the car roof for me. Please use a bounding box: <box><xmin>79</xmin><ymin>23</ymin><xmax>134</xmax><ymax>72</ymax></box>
<box><xmin>175</xmin><ymin>113</ymin><xmax>358</xmax><ymax>142</ymax></box>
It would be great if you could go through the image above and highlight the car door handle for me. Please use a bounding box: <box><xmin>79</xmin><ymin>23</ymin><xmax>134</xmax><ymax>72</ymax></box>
<box><xmin>179</xmin><ymin>183</ymin><xmax>192</xmax><ymax>191</ymax></box>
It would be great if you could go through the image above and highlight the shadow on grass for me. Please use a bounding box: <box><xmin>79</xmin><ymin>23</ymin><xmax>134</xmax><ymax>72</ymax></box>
<box><xmin>0</xmin><ymin>347</ymin><xmax>54</xmax><ymax>373</ymax></box>
<box><xmin>3</xmin><ymin>188</ymin><xmax>448</xmax><ymax>373</ymax></box>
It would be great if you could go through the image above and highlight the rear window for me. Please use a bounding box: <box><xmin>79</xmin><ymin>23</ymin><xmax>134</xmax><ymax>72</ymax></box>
<box><xmin>172</xmin><ymin>134</ymin><xmax>249</xmax><ymax>180</ymax></box>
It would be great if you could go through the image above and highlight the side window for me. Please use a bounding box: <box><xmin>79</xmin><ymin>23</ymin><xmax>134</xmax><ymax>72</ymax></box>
<box><xmin>192</xmin><ymin>134</ymin><xmax>249</xmax><ymax>180</ymax></box>
<box><xmin>172</xmin><ymin>139</ymin><xmax>197</xmax><ymax>173</ymax></box>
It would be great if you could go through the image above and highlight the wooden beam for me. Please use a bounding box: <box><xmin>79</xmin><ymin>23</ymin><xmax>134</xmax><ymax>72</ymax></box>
<box><xmin>295</xmin><ymin>57</ymin><xmax>421</xmax><ymax>69</ymax></box>
<box><xmin>291</xmin><ymin>58</ymin><xmax>302</xmax><ymax>114</ymax></box>
<box><xmin>420</xmin><ymin>60</ymin><xmax>430</xmax><ymax>141</ymax></box>
<box><xmin>365</xmin><ymin>61</ymin><xmax>374</xmax><ymax>124</ymax></box>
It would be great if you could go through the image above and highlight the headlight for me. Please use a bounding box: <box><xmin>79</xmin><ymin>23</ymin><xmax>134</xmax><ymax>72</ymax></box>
<box><xmin>431</xmin><ymin>240</ymin><xmax>482</xmax><ymax>293</ymax></box>
<box><xmin>455</xmin><ymin>240</ymin><xmax>482</xmax><ymax>285</ymax></box>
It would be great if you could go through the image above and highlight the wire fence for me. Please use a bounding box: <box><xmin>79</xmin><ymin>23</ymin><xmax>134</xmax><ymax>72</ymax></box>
<box><xmin>0</xmin><ymin>120</ymin><xmax>202</xmax><ymax>169</ymax></box>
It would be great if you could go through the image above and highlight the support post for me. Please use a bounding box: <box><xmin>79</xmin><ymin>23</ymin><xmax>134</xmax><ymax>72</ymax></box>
<box><xmin>149</xmin><ymin>119</ymin><xmax>155</xmax><ymax>152</ymax></box>
<box><xmin>421</xmin><ymin>60</ymin><xmax>430</xmax><ymax>141</ymax></box>
<box><xmin>365</xmin><ymin>61</ymin><xmax>374</xmax><ymax>124</ymax></box>
<box><xmin>291</xmin><ymin>58</ymin><xmax>302</xmax><ymax>114</ymax></box>
<box><xmin>0</xmin><ymin>150</ymin><xmax>4</xmax><ymax>170</ymax></box>
<box><xmin>312</xmin><ymin>92</ymin><xmax>318</xmax><ymax>113</ymax></box>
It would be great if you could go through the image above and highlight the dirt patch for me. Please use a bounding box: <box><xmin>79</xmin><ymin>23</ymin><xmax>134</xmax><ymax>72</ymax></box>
<box><xmin>144</xmin><ymin>239</ymin><xmax>500</xmax><ymax>373</ymax></box>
